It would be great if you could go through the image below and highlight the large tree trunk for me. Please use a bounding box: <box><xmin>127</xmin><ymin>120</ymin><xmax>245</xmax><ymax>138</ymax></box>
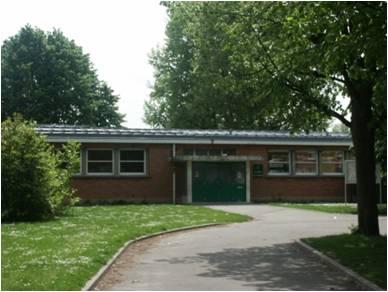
<box><xmin>350</xmin><ymin>81</ymin><xmax>379</xmax><ymax>236</ymax></box>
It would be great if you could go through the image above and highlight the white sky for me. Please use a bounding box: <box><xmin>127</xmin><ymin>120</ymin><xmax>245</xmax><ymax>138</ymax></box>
<box><xmin>0</xmin><ymin>0</ymin><xmax>168</xmax><ymax>128</ymax></box>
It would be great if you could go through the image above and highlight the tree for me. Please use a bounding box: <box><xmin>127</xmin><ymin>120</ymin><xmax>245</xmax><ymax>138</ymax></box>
<box><xmin>1</xmin><ymin>25</ymin><xmax>124</xmax><ymax>127</ymax></box>
<box><xmin>145</xmin><ymin>2</ymin><xmax>330</xmax><ymax>131</ymax></box>
<box><xmin>1</xmin><ymin>115</ymin><xmax>80</xmax><ymax>221</ymax></box>
<box><xmin>148</xmin><ymin>2</ymin><xmax>386</xmax><ymax>235</ymax></box>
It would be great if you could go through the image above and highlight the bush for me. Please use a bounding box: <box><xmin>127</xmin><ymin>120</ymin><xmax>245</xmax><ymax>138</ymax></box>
<box><xmin>1</xmin><ymin>115</ymin><xmax>80</xmax><ymax>221</ymax></box>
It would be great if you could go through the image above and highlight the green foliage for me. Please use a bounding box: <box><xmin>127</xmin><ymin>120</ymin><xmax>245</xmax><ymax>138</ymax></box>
<box><xmin>146</xmin><ymin>2</ymin><xmax>307</xmax><ymax>130</ymax></box>
<box><xmin>1</xmin><ymin>25</ymin><xmax>124</xmax><ymax>127</ymax></box>
<box><xmin>1</xmin><ymin>204</ymin><xmax>249</xmax><ymax>290</ymax></box>
<box><xmin>1</xmin><ymin>115</ymin><xmax>80</xmax><ymax>221</ymax></box>
<box><xmin>147</xmin><ymin>1</ymin><xmax>385</xmax><ymax>134</ymax></box>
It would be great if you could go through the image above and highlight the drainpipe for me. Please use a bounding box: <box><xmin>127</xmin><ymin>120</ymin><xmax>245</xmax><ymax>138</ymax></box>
<box><xmin>172</xmin><ymin>144</ymin><xmax>176</xmax><ymax>204</ymax></box>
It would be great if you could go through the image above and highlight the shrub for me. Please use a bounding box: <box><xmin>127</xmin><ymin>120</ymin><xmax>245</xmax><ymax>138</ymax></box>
<box><xmin>1</xmin><ymin>115</ymin><xmax>80</xmax><ymax>221</ymax></box>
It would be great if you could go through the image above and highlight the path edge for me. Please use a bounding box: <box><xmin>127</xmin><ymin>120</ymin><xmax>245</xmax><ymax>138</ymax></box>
<box><xmin>296</xmin><ymin>240</ymin><xmax>383</xmax><ymax>291</ymax></box>
<box><xmin>82</xmin><ymin>223</ymin><xmax>224</xmax><ymax>291</ymax></box>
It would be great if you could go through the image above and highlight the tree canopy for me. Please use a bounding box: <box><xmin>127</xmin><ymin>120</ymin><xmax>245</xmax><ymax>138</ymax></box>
<box><xmin>146</xmin><ymin>2</ymin><xmax>333</xmax><ymax>130</ymax></box>
<box><xmin>148</xmin><ymin>2</ymin><xmax>386</xmax><ymax>235</ymax></box>
<box><xmin>1</xmin><ymin>25</ymin><xmax>124</xmax><ymax>127</ymax></box>
<box><xmin>146</xmin><ymin>2</ymin><xmax>385</xmax><ymax>133</ymax></box>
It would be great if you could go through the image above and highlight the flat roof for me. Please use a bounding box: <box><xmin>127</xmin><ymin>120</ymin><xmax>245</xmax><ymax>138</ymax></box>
<box><xmin>36</xmin><ymin>124</ymin><xmax>352</xmax><ymax>146</ymax></box>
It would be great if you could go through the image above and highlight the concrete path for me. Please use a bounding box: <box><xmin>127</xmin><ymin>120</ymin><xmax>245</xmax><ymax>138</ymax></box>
<box><xmin>93</xmin><ymin>205</ymin><xmax>387</xmax><ymax>291</ymax></box>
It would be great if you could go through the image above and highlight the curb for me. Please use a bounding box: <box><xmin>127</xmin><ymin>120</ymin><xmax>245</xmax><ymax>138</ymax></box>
<box><xmin>82</xmin><ymin>223</ymin><xmax>224</xmax><ymax>291</ymax></box>
<box><xmin>296</xmin><ymin>240</ymin><xmax>383</xmax><ymax>291</ymax></box>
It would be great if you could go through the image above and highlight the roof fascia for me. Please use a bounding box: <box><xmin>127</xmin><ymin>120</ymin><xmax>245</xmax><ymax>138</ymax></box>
<box><xmin>45</xmin><ymin>136</ymin><xmax>352</xmax><ymax>146</ymax></box>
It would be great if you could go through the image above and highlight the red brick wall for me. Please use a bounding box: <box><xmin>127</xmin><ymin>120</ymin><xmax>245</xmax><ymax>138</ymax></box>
<box><xmin>251</xmin><ymin>176</ymin><xmax>345</xmax><ymax>202</ymax></box>
<box><xmin>71</xmin><ymin>143</ymin><xmax>173</xmax><ymax>202</ymax></box>
<box><xmin>66</xmin><ymin>142</ymin><xmax>348</xmax><ymax>203</ymax></box>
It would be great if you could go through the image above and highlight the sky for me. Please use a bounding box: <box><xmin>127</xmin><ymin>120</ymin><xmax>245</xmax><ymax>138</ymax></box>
<box><xmin>0</xmin><ymin>0</ymin><xmax>168</xmax><ymax>128</ymax></box>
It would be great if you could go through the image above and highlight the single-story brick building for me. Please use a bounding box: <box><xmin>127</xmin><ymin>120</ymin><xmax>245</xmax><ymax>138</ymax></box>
<box><xmin>37</xmin><ymin>124</ymin><xmax>355</xmax><ymax>203</ymax></box>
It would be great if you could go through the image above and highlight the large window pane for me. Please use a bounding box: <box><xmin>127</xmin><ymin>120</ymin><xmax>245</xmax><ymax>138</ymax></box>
<box><xmin>88</xmin><ymin>150</ymin><xmax>112</xmax><ymax>161</ymax></box>
<box><xmin>320</xmin><ymin>151</ymin><xmax>343</xmax><ymax>174</ymax></box>
<box><xmin>119</xmin><ymin>150</ymin><xmax>146</xmax><ymax>174</ymax></box>
<box><xmin>269</xmin><ymin>152</ymin><xmax>289</xmax><ymax>163</ymax></box>
<box><xmin>120</xmin><ymin>162</ymin><xmax>144</xmax><ymax>173</ymax></box>
<box><xmin>120</xmin><ymin>150</ymin><xmax>144</xmax><ymax>161</ymax></box>
<box><xmin>320</xmin><ymin>151</ymin><xmax>343</xmax><ymax>163</ymax></box>
<box><xmin>268</xmin><ymin>152</ymin><xmax>290</xmax><ymax>174</ymax></box>
<box><xmin>294</xmin><ymin>151</ymin><xmax>317</xmax><ymax>175</ymax></box>
<box><xmin>295</xmin><ymin>163</ymin><xmax>316</xmax><ymax>174</ymax></box>
<box><xmin>87</xmin><ymin>150</ymin><xmax>113</xmax><ymax>174</ymax></box>
<box><xmin>320</xmin><ymin>163</ymin><xmax>343</xmax><ymax>174</ymax></box>
<box><xmin>295</xmin><ymin>151</ymin><xmax>316</xmax><ymax>162</ymax></box>
<box><xmin>269</xmin><ymin>163</ymin><xmax>290</xmax><ymax>173</ymax></box>
<box><xmin>88</xmin><ymin>162</ymin><xmax>113</xmax><ymax>173</ymax></box>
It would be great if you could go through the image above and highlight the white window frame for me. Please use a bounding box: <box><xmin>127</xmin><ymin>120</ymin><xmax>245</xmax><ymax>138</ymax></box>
<box><xmin>319</xmin><ymin>150</ymin><xmax>344</xmax><ymax>176</ymax></box>
<box><xmin>293</xmin><ymin>150</ymin><xmax>318</xmax><ymax>176</ymax></box>
<box><xmin>119</xmin><ymin>149</ymin><xmax>147</xmax><ymax>176</ymax></box>
<box><xmin>86</xmin><ymin>149</ymin><xmax>114</xmax><ymax>175</ymax></box>
<box><xmin>268</xmin><ymin>150</ymin><xmax>291</xmax><ymax>176</ymax></box>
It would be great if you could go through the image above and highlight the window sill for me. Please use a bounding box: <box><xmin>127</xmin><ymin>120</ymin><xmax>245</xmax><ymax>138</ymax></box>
<box><xmin>294</xmin><ymin>173</ymin><xmax>318</xmax><ymax>176</ymax></box>
<box><xmin>320</xmin><ymin>174</ymin><xmax>344</xmax><ymax>177</ymax></box>
<box><xmin>267</xmin><ymin>173</ymin><xmax>291</xmax><ymax>176</ymax></box>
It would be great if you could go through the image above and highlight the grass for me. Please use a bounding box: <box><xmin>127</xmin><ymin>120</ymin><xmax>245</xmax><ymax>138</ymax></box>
<box><xmin>1</xmin><ymin>204</ymin><xmax>250</xmax><ymax>291</ymax></box>
<box><xmin>270</xmin><ymin>203</ymin><xmax>387</xmax><ymax>216</ymax></box>
<box><xmin>303</xmin><ymin>234</ymin><xmax>387</xmax><ymax>289</ymax></box>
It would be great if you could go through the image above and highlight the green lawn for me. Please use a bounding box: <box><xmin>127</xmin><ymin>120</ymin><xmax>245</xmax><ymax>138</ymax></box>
<box><xmin>271</xmin><ymin>203</ymin><xmax>387</xmax><ymax>216</ymax></box>
<box><xmin>303</xmin><ymin>234</ymin><xmax>387</xmax><ymax>289</ymax></box>
<box><xmin>1</xmin><ymin>204</ymin><xmax>250</xmax><ymax>291</ymax></box>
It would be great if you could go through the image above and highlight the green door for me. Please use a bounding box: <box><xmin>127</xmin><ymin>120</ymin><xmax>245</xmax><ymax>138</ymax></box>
<box><xmin>192</xmin><ymin>162</ymin><xmax>246</xmax><ymax>202</ymax></box>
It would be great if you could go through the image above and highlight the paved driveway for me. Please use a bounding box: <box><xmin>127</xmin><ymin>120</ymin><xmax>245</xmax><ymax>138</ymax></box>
<box><xmin>93</xmin><ymin>205</ymin><xmax>387</xmax><ymax>291</ymax></box>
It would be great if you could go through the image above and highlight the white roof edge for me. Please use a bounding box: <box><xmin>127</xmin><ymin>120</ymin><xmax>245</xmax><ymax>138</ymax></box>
<box><xmin>45</xmin><ymin>136</ymin><xmax>352</xmax><ymax>146</ymax></box>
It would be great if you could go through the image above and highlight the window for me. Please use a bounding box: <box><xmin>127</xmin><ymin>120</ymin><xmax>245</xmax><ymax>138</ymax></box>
<box><xmin>183</xmin><ymin>149</ymin><xmax>194</xmax><ymax>155</ymax></box>
<box><xmin>87</xmin><ymin>149</ymin><xmax>113</xmax><ymax>174</ymax></box>
<box><xmin>294</xmin><ymin>151</ymin><xmax>317</xmax><ymax>175</ymax></box>
<box><xmin>195</xmin><ymin>149</ymin><xmax>208</xmax><ymax>156</ymax></box>
<box><xmin>268</xmin><ymin>152</ymin><xmax>290</xmax><ymax>175</ymax></box>
<box><xmin>320</xmin><ymin>151</ymin><xmax>344</xmax><ymax>175</ymax></box>
<box><xmin>209</xmin><ymin>149</ymin><xmax>222</xmax><ymax>156</ymax></box>
<box><xmin>119</xmin><ymin>150</ymin><xmax>146</xmax><ymax>175</ymax></box>
<box><xmin>184</xmin><ymin>148</ymin><xmax>235</xmax><ymax>156</ymax></box>
<box><xmin>222</xmin><ymin>149</ymin><xmax>236</xmax><ymax>156</ymax></box>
